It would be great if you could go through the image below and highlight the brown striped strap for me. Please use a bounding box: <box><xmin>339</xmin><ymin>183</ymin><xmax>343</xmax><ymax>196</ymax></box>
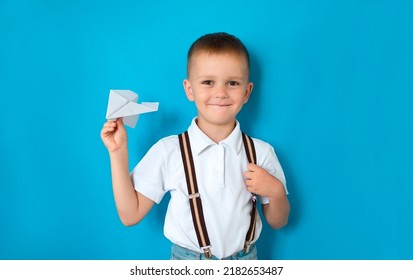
<box><xmin>242</xmin><ymin>132</ymin><xmax>257</xmax><ymax>253</ymax></box>
<box><xmin>178</xmin><ymin>131</ymin><xmax>212</xmax><ymax>258</ymax></box>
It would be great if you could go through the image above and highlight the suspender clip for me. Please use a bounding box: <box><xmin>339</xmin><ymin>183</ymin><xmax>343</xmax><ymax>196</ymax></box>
<box><xmin>202</xmin><ymin>246</ymin><xmax>212</xmax><ymax>259</ymax></box>
<box><xmin>188</xmin><ymin>193</ymin><xmax>200</xmax><ymax>199</ymax></box>
<box><xmin>244</xmin><ymin>241</ymin><xmax>252</xmax><ymax>254</ymax></box>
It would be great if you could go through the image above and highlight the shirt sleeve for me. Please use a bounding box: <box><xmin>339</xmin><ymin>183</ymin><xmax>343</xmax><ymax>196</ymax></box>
<box><xmin>254</xmin><ymin>139</ymin><xmax>289</xmax><ymax>204</ymax></box>
<box><xmin>130</xmin><ymin>140</ymin><xmax>168</xmax><ymax>204</ymax></box>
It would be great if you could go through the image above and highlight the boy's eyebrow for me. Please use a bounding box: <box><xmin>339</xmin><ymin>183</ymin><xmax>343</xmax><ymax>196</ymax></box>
<box><xmin>227</xmin><ymin>76</ymin><xmax>245</xmax><ymax>80</ymax></box>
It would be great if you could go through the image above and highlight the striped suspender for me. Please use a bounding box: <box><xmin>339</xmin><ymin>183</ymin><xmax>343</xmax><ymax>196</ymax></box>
<box><xmin>178</xmin><ymin>132</ymin><xmax>212</xmax><ymax>258</ymax></box>
<box><xmin>241</xmin><ymin>132</ymin><xmax>258</xmax><ymax>254</ymax></box>
<box><xmin>178</xmin><ymin>131</ymin><xmax>257</xmax><ymax>258</ymax></box>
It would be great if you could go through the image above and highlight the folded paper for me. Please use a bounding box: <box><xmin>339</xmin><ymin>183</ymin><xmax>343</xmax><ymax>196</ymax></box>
<box><xmin>105</xmin><ymin>89</ymin><xmax>159</xmax><ymax>128</ymax></box>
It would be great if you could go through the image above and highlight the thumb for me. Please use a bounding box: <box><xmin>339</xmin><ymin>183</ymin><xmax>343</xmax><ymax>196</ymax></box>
<box><xmin>116</xmin><ymin>117</ymin><xmax>125</xmax><ymax>128</ymax></box>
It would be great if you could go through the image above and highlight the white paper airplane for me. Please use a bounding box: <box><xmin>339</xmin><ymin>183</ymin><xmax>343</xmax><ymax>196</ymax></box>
<box><xmin>105</xmin><ymin>89</ymin><xmax>159</xmax><ymax>128</ymax></box>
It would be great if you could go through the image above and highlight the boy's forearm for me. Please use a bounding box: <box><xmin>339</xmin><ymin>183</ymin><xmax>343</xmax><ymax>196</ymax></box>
<box><xmin>109</xmin><ymin>149</ymin><xmax>140</xmax><ymax>226</ymax></box>
<box><xmin>263</xmin><ymin>194</ymin><xmax>290</xmax><ymax>230</ymax></box>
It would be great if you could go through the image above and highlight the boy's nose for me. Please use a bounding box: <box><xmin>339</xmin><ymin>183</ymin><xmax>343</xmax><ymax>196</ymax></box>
<box><xmin>214</xmin><ymin>85</ymin><xmax>228</xmax><ymax>98</ymax></box>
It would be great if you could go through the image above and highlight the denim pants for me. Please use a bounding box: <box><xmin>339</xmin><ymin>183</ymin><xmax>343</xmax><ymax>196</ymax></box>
<box><xmin>170</xmin><ymin>243</ymin><xmax>257</xmax><ymax>260</ymax></box>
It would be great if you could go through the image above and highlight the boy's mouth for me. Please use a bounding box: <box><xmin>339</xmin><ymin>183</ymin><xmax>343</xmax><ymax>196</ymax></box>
<box><xmin>208</xmin><ymin>103</ymin><xmax>231</xmax><ymax>107</ymax></box>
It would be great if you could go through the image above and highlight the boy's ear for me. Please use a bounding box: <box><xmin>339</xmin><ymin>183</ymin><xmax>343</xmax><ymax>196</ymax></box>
<box><xmin>183</xmin><ymin>79</ymin><xmax>195</xmax><ymax>101</ymax></box>
<box><xmin>243</xmin><ymin>82</ymin><xmax>254</xmax><ymax>104</ymax></box>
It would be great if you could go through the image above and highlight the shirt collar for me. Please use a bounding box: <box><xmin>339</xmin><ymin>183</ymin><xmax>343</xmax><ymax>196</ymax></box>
<box><xmin>187</xmin><ymin>118</ymin><xmax>243</xmax><ymax>156</ymax></box>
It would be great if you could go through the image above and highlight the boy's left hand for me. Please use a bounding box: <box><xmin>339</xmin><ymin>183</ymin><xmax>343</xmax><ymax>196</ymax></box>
<box><xmin>244</xmin><ymin>163</ymin><xmax>286</xmax><ymax>199</ymax></box>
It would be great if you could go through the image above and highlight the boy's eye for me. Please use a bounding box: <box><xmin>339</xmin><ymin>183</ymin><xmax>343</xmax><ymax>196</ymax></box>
<box><xmin>228</xmin><ymin>81</ymin><xmax>240</xmax><ymax>86</ymax></box>
<box><xmin>202</xmin><ymin>80</ymin><xmax>214</xmax><ymax>86</ymax></box>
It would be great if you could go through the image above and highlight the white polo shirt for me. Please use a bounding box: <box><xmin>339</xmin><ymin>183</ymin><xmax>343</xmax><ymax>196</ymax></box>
<box><xmin>131</xmin><ymin>118</ymin><xmax>287</xmax><ymax>259</ymax></box>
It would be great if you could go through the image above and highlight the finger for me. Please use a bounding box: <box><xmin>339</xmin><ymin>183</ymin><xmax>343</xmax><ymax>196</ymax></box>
<box><xmin>103</xmin><ymin>121</ymin><xmax>116</xmax><ymax>129</ymax></box>
<box><xmin>102</xmin><ymin>126</ymin><xmax>115</xmax><ymax>134</ymax></box>
<box><xmin>245</xmin><ymin>179</ymin><xmax>253</xmax><ymax>188</ymax></box>
<box><xmin>244</xmin><ymin>171</ymin><xmax>256</xmax><ymax>183</ymax></box>
<box><xmin>243</xmin><ymin>170</ymin><xmax>254</xmax><ymax>180</ymax></box>
<box><xmin>103</xmin><ymin>121</ymin><xmax>117</xmax><ymax>130</ymax></box>
<box><xmin>101</xmin><ymin>122</ymin><xmax>118</xmax><ymax>135</ymax></box>
<box><xmin>246</xmin><ymin>163</ymin><xmax>259</xmax><ymax>171</ymax></box>
<box><xmin>246</xmin><ymin>183</ymin><xmax>257</xmax><ymax>194</ymax></box>
<box><xmin>101</xmin><ymin>129</ymin><xmax>113</xmax><ymax>139</ymax></box>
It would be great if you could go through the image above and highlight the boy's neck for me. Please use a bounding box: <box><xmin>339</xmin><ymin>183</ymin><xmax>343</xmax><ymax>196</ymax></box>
<box><xmin>195</xmin><ymin>118</ymin><xmax>236</xmax><ymax>143</ymax></box>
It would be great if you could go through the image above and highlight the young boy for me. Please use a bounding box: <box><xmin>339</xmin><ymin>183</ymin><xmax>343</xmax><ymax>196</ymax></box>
<box><xmin>100</xmin><ymin>32</ymin><xmax>290</xmax><ymax>260</ymax></box>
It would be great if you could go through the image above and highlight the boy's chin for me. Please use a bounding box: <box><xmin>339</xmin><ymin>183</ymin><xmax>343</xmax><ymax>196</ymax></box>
<box><xmin>199</xmin><ymin>117</ymin><xmax>237</xmax><ymax>127</ymax></box>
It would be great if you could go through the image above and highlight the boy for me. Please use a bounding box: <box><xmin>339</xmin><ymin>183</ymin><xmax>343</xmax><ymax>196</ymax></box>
<box><xmin>100</xmin><ymin>32</ymin><xmax>290</xmax><ymax>260</ymax></box>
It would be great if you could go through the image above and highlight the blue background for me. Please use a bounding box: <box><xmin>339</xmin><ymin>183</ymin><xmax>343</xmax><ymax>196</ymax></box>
<box><xmin>1</xmin><ymin>0</ymin><xmax>412</xmax><ymax>260</ymax></box>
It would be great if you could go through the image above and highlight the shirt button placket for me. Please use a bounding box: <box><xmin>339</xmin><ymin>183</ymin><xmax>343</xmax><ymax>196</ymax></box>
<box><xmin>217</xmin><ymin>144</ymin><xmax>225</xmax><ymax>188</ymax></box>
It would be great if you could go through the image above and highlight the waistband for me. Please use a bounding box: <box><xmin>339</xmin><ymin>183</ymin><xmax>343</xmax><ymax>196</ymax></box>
<box><xmin>170</xmin><ymin>243</ymin><xmax>257</xmax><ymax>260</ymax></box>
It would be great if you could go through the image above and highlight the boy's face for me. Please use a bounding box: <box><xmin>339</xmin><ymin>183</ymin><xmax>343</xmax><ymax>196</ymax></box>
<box><xmin>183</xmin><ymin>51</ymin><xmax>253</xmax><ymax>129</ymax></box>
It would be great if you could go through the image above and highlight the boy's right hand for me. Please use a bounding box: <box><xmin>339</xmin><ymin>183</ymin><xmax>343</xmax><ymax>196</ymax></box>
<box><xmin>100</xmin><ymin>118</ymin><xmax>127</xmax><ymax>153</ymax></box>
